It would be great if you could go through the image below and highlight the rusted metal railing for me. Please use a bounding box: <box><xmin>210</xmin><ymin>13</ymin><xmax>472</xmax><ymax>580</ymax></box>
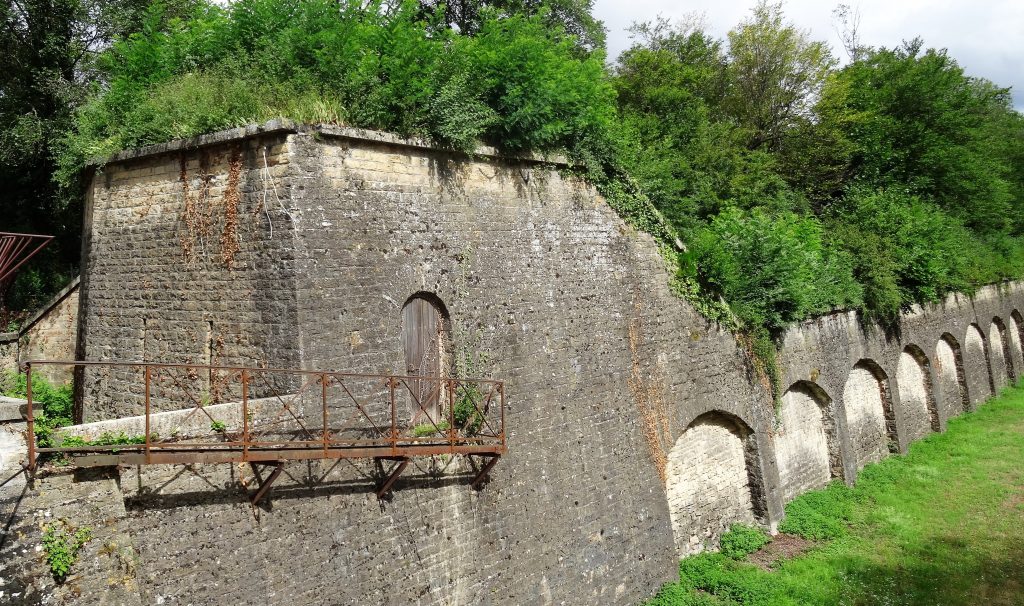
<box><xmin>23</xmin><ymin>360</ymin><xmax>506</xmax><ymax>500</ymax></box>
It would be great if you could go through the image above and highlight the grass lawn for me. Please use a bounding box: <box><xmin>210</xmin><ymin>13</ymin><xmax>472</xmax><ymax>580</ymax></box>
<box><xmin>648</xmin><ymin>383</ymin><xmax>1024</xmax><ymax>606</ymax></box>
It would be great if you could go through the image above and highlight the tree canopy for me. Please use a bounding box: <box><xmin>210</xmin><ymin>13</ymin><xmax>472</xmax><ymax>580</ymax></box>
<box><xmin>4</xmin><ymin>0</ymin><xmax>1024</xmax><ymax>346</ymax></box>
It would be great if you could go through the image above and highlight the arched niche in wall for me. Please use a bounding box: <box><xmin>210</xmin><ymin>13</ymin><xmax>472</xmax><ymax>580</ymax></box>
<box><xmin>401</xmin><ymin>293</ymin><xmax>451</xmax><ymax>424</ymax></box>
<box><xmin>842</xmin><ymin>360</ymin><xmax>897</xmax><ymax>470</ymax></box>
<box><xmin>964</xmin><ymin>324</ymin><xmax>993</xmax><ymax>406</ymax></box>
<box><xmin>935</xmin><ymin>333</ymin><xmax>970</xmax><ymax>417</ymax></box>
<box><xmin>773</xmin><ymin>381</ymin><xmax>843</xmax><ymax>505</ymax></box>
<box><xmin>664</xmin><ymin>412</ymin><xmax>766</xmax><ymax>557</ymax></box>
<box><xmin>896</xmin><ymin>345</ymin><xmax>940</xmax><ymax>443</ymax></box>
<box><xmin>989</xmin><ymin>318</ymin><xmax>1012</xmax><ymax>389</ymax></box>
<box><xmin>1008</xmin><ymin>311</ymin><xmax>1024</xmax><ymax>380</ymax></box>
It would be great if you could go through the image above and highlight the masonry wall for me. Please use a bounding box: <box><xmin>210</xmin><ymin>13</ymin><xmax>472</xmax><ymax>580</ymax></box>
<box><xmin>67</xmin><ymin>124</ymin><xmax>783</xmax><ymax>606</ymax></box>
<box><xmin>0</xmin><ymin>332</ymin><xmax>15</xmax><ymax>374</ymax></box>
<box><xmin>10</xmin><ymin>123</ymin><xmax>1024</xmax><ymax>606</ymax></box>
<box><xmin>76</xmin><ymin>130</ymin><xmax>300</xmax><ymax>420</ymax></box>
<box><xmin>18</xmin><ymin>280</ymin><xmax>80</xmax><ymax>385</ymax></box>
<box><xmin>665</xmin><ymin>414</ymin><xmax>757</xmax><ymax>556</ymax></box>
<box><xmin>777</xmin><ymin>283</ymin><xmax>1024</xmax><ymax>484</ymax></box>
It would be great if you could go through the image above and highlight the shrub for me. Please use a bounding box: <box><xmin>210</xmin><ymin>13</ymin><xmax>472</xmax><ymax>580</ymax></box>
<box><xmin>690</xmin><ymin>207</ymin><xmax>862</xmax><ymax>332</ymax></box>
<box><xmin>778</xmin><ymin>481</ymin><xmax>855</xmax><ymax>541</ymax></box>
<box><xmin>678</xmin><ymin>553</ymin><xmax>787</xmax><ymax>606</ymax></box>
<box><xmin>718</xmin><ymin>523</ymin><xmax>771</xmax><ymax>560</ymax></box>
<box><xmin>2</xmin><ymin>370</ymin><xmax>74</xmax><ymax>449</ymax></box>
<box><xmin>58</xmin><ymin>0</ymin><xmax>619</xmax><ymax>186</ymax></box>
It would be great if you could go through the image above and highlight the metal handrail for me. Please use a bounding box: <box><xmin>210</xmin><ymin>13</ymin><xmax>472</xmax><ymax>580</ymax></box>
<box><xmin>23</xmin><ymin>360</ymin><xmax>506</xmax><ymax>476</ymax></box>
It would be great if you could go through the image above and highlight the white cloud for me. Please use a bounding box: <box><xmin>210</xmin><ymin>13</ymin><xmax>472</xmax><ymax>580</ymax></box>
<box><xmin>593</xmin><ymin>0</ymin><xmax>1024</xmax><ymax>109</ymax></box>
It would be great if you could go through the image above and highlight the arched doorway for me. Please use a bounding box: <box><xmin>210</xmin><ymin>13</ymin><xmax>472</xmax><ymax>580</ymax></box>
<box><xmin>401</xmin><ymin>294</ymin><xmax>449</xmax><ymax>424</ymax></box>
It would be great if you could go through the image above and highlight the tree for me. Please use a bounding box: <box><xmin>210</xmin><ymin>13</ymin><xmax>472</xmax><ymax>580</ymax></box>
<box><xmin>724</xmin><ymin>1</ymin><xmax>835</xmax><ymax>151</ymax></box>
<box><xmin>826</xmin><ymin>39</ymin><xmax>1020</xmax><ymax>234</ymax></box>
<box><xmin>0</xmin><ymin>0</ymin><xmax>198</xmax><ymax>315</ymax></box>
<box><xmin>416</xmin><ymin>0</ymin><xmax>605</xmax><ymax>51</ymax></box>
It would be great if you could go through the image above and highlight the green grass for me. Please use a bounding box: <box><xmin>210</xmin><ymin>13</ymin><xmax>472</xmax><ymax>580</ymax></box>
<box><xmin>649</xmin><ymin>382</ymin><xmax>1024</xmax><ymax>606</ymax></box>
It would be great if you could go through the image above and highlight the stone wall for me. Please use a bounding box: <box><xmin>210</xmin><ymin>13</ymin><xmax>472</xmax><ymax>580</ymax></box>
<box><xmin>18</xmin><ymin>278</ymin><xmax>80</xmax><ymax>385</ymax></box>
<box><xmin>70</xmin><ymin>123</ymin><xmax>782</xmax><ymax>606</ymax></box>
<box><xmin>665</xmin><ymin>413</ymin><xmax>758</xmax><ymax>556</ymax></box>
<box><xmin>773</xmin><ymin>384</ymin><xmax>834</xmax><ymax>504</ymax></box>
<box><xmin>0</xmin><ymin>332</ymin><xmax>16</xmax><ymax>376</ymax></box>
<box><xmin>841</xmin><ymin>362</ymin><xmax>890</xmax><ymax>470</ymax></box>
<box><xmin>777</xmin><ymin>282</ymin><xmax>1024</xmax><ymax>484</ymax></box>
<box><xmin>7</xmin><ymin>123</ymin><xmax>1024</xmax><ymax>606</ymax></box>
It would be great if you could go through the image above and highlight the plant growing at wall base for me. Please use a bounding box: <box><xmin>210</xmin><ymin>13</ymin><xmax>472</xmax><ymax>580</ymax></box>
<box><xmin>41</xmin><ymin>520</ymin><xmax>92</xmax><ymax>582</ymax></box>
<box><xmin>453</xmin><ymin>382</ymin><xmax>485</xmax><ymax>435</ymax></box>
<box><xmin>2</xmin><ymin>370</ymin><xmax>74</xmax><ymax>452</ymax></box>
<box><xmin>412</xmin><ymin>421</ymin><xmax>450</xmax><ymax>437</ymax></box>
<box><xmin>718</xmin><ymin>523</ymin><xmax>771</xmax><ymax>560</ymax></box>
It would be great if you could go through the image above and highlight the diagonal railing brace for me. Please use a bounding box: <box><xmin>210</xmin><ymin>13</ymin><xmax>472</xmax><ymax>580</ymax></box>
<box><xmin>471</xmin><ymin>454</ymin><xmax>501</xmax><ymax>490</ymax></box>
<box><xmin>248</xmin><ymin>461</ymin><xmax>286</xmax><ymax>506</ymax></box>
<box><xmin>375</xmin><ymin>456</ymin><xmax>410</xmax><ymax>499</ymax></box>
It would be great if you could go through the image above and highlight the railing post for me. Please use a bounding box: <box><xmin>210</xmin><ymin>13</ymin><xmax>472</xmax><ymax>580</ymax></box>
<box><xmin>25</xmin><ymin>362</ymin><xmax>35</xmax><ymax>472</ymax></box>
<box><xmin>448</xmin><ymin>379</ymin><xmax>455</xmax><ymax>452</ymax></box>
<box><xmin>389</xmin><ymin>377</ymin><xmax>397</xmax><ymax>456</ymax></box>
<box><xmin>144</xmin><ymin>365</ymin><xmax>151</xmax><ymax>464</ymax></box>
<box><xmin>499</xmin><ymin>382</ymin><xmax>506</xmax><ymax>449</ymax></box>
<box><xmin>321</xmin><ymin>373</ymin><xmax>329</xmax><ymax>456</ymax></box>
<box><xmin>241</xmin><ymin>369</ymin><xmax>249</xmax><ymax>461</ymax></box>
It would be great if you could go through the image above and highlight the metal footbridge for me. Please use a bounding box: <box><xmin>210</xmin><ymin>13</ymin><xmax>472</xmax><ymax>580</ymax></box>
<box><xmin>22</xmin><ymin>360</ymin><xmax>506</xmax><ymax>504</ymax></box>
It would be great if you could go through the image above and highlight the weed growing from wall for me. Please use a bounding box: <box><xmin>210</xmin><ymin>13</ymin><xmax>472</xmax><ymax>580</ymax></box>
<box><xmin>41</xmin><ymin>520</ymin><xmax>92</xmax><ymax>582</ymax></box>
<box><xmin>220</xmin><ymin>146</ymin><xmax>243</xmax><ymax>268</ymax></box>
<box><xmin>627</xmin><ymin>293</ymin><xmax>672</xmax><ymax>482</ymax></box>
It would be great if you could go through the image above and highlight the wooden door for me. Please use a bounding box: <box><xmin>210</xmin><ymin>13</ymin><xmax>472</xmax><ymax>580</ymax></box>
<box><xmin>402</xmin><ymin>298</ymin><xmax>443</xmax><ymax>422</ymax></box>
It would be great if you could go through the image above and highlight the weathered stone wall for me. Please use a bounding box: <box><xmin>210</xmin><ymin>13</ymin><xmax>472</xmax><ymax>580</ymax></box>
<box><xmin>774</xmin><ymin>384</ymin><xmax>833</xmax><ymax>504</ymax></box>
<box><xmin>9</xmin><ymin>123</ymin><xmax>1022</xmax><ymax>606</ymax></box>
<box><xmin>841</xmin><ymin>362</ymin><xmax>889</xmax><ymax>470</ymax></box>
<box><xmin>665</xmin><ymin>414</ymin><xmax>757</xmax><ymax>556</ymax></box>
<box><xmin>895</xmin><ymin>348</ymin><xmax>935</xmax><ymax>443</ymax></box>
<box><xmin>989</xmin><ymin>321</ymin><xmax>1009</xmax><ymax>391</ymax></box>
<box><xmin>778</xmin><ymin>282</ymin><xmax>1024</xmax><ymax>484</ymax></box>
<box><xmin>77</xmin><ymin>129</ymin><xmax>299</xmax><ymax>420</ymax></box>
<box><xmin>964</xmin><ymin>323</ymin><xmax>993</xmax><ymax>405</ymax></box>
<box><xmin>934</xmin><ymin>337</ymin><xmax>967</xmax><ymax>420</ymax></box>
<box><xmin>69</xmin><ymin>123</ymin><xmax>782</xmax><ymax>606</ymax></box>
<box><xmin>0</xmin><ymin>332</ymin><xmax>16</xmax><ymax>375</ymax></box>
<box><xmin>18</xmin><ymin>279</ymin><xmax>80</xmax><ymax>385</ymax></box>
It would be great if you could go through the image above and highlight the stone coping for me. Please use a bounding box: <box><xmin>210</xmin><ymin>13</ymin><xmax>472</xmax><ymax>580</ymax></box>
<box><xmin>56</xmin><ymin>396</ymin><xmax>295</xmax><ymax>444</ymax></box>
<box><xmin>94</xmin><ymin>120</ymin><xmax>571</xmax><ymax>169</ymax></box>
<box><xmin>0</xmin><ymin>396</ymin><xmax>27</xmax><ymax>422</ymax></box>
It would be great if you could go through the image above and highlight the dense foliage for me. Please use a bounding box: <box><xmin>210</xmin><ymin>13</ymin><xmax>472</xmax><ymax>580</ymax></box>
<box><xmin>6</xmin><ymin>0</ymin><xmax>1024</xmax><ymax>350</ymax></box>
<box><xmin>2</xmin><ymin>370</ymin><xmax>74</xmax><ymax>449</ymax></box>
<box><xmin>0</xmin><ymin>0</ymin><xmax>199</xmax><ymax>321</ymax></box>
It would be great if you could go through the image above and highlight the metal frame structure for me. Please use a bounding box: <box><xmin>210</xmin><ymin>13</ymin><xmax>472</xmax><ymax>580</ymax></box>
<box><xmin>0</xmin><ymin>232</ymin><xmax>54</xmax><ymax>294</ymax></box>
<box><xmin>23</xmin><ymin>360</ymin><xmax>506</xmax><ymax>503</ymax></box>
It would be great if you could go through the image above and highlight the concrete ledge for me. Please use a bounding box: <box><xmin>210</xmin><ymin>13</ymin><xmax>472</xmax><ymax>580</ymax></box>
<box><xmin>0</xmin><ymin>396</ymin><xmax>27</xmax><ymax>422</ymax></box>
<box><xmin>56</xmin><ymin>396</ymin><xmax>298</xmax><ymax>444</ymax></box>
<box><xmin>95</xmin><ymin>120</ymin><xmax>571</xmax><ymax>169</ymax></box>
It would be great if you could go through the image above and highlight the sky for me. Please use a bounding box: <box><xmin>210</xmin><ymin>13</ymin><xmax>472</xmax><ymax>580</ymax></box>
<box><xmin>592</xmin><ymin>0</ymin><xmax>1024</xmax><ymax>110</ymax></box>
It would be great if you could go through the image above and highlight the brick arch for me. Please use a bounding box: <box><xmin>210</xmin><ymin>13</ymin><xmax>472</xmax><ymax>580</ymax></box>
<box><xmin>664</xmin><ymin>411</ymin><xmax>767</xmax><ymax>556</ymax></box>
<box><xmin>964</xmin><ymin>323</ymin><xmax>995</xmax><ymax>404</ymax></box>
<box><xmin>773</xmin><ymin>381</ymin><xmax>843</xmax><ymax>504</ymax></box>
<box><xmin>842</xmin><ymin>359</ymin><xmax>897</xmax><ymax>469</ymax></box>
<box><xmin>1009</xmin><ymin>311</ymin><xmax>1024</xmax><ymax>379</ymax></box>
<box><xmin>897</xmin><ymin>345</ymin><xmax>939</xmax><ymax>442</ymax></box>
<box><xmin>990</xmin><ymin>317</ymin><xmax>1013</xmax><ymax>388</ymax></box>
<box><xmin>935</xmin><ymin>333</ymin><xmax>970</xmax><ymax>416</ymax></box>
